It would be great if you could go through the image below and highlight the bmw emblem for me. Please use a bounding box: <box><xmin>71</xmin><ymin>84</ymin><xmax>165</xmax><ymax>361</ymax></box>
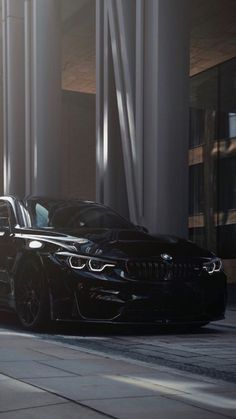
<box><xmin>161</xmin><ymin>253</ymin><xmax>173</xmax><ymax>262</ymax></box>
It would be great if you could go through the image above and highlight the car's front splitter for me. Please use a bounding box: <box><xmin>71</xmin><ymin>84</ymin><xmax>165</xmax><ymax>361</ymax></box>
<box><xmin>71</xmin><ymin>271</ymin><xmax>227</xmax><ymax>325</ymax></box>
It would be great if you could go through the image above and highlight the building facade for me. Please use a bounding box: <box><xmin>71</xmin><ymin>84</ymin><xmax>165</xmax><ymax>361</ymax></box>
<box><xmin>0</xmin><ymin>0</ymin><xmax>235</xmax><ymax>282</ymax></box>
<box><xmin>189</xmin><ymin>59</ymin><xmax>236</xmax><ymax>281</ymax></box>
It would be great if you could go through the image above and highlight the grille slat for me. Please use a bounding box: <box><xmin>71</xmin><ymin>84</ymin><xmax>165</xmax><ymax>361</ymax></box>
<box><xmin>126</xmin><ymin>260</ymin><xmax>202</xmax><ymax>282</ymax></box>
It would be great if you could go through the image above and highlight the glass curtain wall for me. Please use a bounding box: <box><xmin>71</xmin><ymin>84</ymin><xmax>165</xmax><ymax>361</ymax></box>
<box><xmin>189</xmin><ymin>58</ymin><xmax>236</xmax><ymax>259</ymax></box>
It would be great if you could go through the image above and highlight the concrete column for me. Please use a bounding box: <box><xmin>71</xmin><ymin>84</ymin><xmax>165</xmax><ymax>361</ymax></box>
<box><xmin>143</xmin><ymin>0</ymin><xmax>190</xmax><ymax>236</ymax></box>
<box><xmin>96</xmin><ymin>0</ymin><xmax>190</xmax><ymax>237</ymax></box>
<box><xmin>30</xmin><ymin>0</ymin><xmax>62</xmax><ymax>197</ymax></box>
<box><xmin>2</xmin><ymin>0</ymin><xmax>25</xmax><ymax>197</ymax></box>
<box><xmin>96</xmin><ymin>0</ymin><xmax>138</xmax><ymax>222</ymax></box>
<box><xmin>0</xmin><ymin>2</ymin><xmax>4</xmax><ymax>194</ymax></box>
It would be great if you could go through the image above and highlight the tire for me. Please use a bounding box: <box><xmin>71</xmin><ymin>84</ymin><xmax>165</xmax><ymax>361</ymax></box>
<box><xmin>15</xmin><ymin>259</ymin><xmax>50</xmax><ymax>331</ymax></box>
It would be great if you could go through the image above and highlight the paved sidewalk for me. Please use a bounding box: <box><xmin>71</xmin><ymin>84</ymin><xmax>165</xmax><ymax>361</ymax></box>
<box><xmin>0</xmin><ymin>313</ymin><xmax>236</xmax><ymax>419</ymax></box>
<box><xmin>215</xmin><ymin>307</ymin><xmax>236</xmax><ymax>327</ymax></box>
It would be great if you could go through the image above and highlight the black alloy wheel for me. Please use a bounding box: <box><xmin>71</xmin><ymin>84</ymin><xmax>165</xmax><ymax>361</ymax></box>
<box><xmin>15</xmin><ymin>259</ymin><xmax>50</xmax><ymax>331</ymax></box>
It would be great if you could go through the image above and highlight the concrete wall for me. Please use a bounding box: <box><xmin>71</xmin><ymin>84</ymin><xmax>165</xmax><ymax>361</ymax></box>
<box><xmin>61</xmin><ymin>90</ymin><xmax>96</xmax><ymax>200</ymax></box>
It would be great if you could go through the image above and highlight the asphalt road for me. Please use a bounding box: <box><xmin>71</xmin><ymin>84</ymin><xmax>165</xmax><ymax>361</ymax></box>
<box><xmin>1</xmin><ymin>311</ymin><xmax>236</xmax><ymax>385</ymax></box>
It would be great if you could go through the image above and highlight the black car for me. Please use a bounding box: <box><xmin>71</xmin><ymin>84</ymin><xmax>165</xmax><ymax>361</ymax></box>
<box><xmin>0</xmin><ymin>196</ymin><xmax>227</xmax><ymax>330</ymax></box>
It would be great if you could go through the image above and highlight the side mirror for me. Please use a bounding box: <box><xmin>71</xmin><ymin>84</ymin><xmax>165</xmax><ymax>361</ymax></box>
<box><xmin>0</xmin><ymin>217</ymin><xmax>12</xmax><ymax>235</ymax></box>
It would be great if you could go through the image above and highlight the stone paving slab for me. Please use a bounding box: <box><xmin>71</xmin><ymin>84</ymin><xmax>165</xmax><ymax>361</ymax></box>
<box><xmin>0</xmin><ymin>310</ymin><xmax>236</xmax><ymax>418</ymax></box>
<box><xmin>24</xmin><ymin>375</ymin><xmax>163</xmax><ymax>400</ymax></box>
<box><xmin>0</xmin><ymin>402</ymin><xmax>106</xmax><ymax>419</ymax></box>
<box><xmin>84</xmin><ymin>396</ymin><xmax>234</xmax><ymax>419</ymax></box>
<box><xmin>0</xmin><ymin>348</ymin><xmax>56</xmax><ymax>362</ymax></box>
<box><xmin>123</xmin><ymin>371</ymin><xmax>236</xmax><ymax>394</ymax></box>
<box><xmin>167</xmin><ymin>389</ymin><xmax>236</xmax><ymax>419</ymax></box>
<box><xmin>45</xmin><ymin>313</ymin><xmax>236</xmax><ymax>384</ymax></box>
<box><xmin>102</xmin><ymin>373</ymin><xmax>236</xmax><ymax>410</ymax></box>
<box><xmin>215</xmin><ymin>309</ymin><xmax>236</xmax><ymax>327</ymax></box>
<box><xmin>38</xmin><ymin>358</ymin><xmax>161</xmax><ymax>376</ymax></box>
<box><xmin>0</xmin><ymin>377</ymin><xmax>66</xmax><ymax>413</ymax></box>
<box><xmin>24</xmin><ymin>371</ymin><xmax>236</xmax><ymax>418</ymax></box>
<box><xmin>0</xmin><ymin>361</ymin><xmax>77</xmax><ymax>379</ymax></box>
<box><xmin>26</xmin><ymin>345</ymin><xmax>103</xmax><ymax>360</ymax></box>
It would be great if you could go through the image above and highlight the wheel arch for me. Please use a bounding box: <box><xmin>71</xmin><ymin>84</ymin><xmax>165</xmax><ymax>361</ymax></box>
<box><xmin>12</xmin><ymin>251</ymin><xmax>53</xmax><ymax>320</ymax></box>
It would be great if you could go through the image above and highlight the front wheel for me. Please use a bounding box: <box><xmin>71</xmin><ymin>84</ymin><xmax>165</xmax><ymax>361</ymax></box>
<box><xmin>15</xmin><ymin>259</ymin><xmax>50</xmax><ymax>331</ymax></box>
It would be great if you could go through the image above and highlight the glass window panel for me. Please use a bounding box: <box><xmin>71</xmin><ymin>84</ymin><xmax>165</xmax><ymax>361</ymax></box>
<box><xmin>218</xmin><ymin>60</ymin><xmax>236</xmax><ymax>257</ymax></box>
<box><xmin>189</xmin><ymin>59</ymin><xmax>236</xmax><ymax>258</ymax></box>
<box><xmin>229</xmin><ymin>113</ymin><xmax>236</xmax><ymax>138</ymax></box>
<box><xmin>189</xmin><ymin>164</ymin><xmax>204</xmax><ymax>216</ymax></box>
<box><xmin>189</xmin><ymin>68</ymin><xmax>218</xmax><ymax>253</ymax></box>
<box><xmin>219</xmin><ymin>59</ymin><xmax>236</xmax><ymax>139</ymax></box>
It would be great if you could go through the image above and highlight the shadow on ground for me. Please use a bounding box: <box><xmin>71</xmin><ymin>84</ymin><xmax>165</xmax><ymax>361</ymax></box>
<box><xmin>0</xmin><ymin>310</ymin><xmax>225</xmax><ymax>338</ymax></box>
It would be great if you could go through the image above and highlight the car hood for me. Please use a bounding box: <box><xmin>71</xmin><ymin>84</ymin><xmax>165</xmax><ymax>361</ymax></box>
<box><xmin>17</xmin><ymin>227</ymin><xmax>214</xmax><ymax>260</ymax></box>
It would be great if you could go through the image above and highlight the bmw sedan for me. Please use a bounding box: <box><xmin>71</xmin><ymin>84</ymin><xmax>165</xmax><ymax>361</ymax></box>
<box><xmin>0</xmin><ymin>196</ymin><xmax>227</xmax><ymax>330</ymax></box>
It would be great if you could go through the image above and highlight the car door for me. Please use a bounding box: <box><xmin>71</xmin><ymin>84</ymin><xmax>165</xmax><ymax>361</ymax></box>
<box><xmin>0</xmin><ymin>200</ymin><xmax>17</xmax><ymax>306</ymax></box>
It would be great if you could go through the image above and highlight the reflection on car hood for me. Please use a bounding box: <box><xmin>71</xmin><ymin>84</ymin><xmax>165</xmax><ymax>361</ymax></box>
<box><xmin>16</xmin><ymin>228</ymin><xmax>213</xmax><ymax>259</ymax></box>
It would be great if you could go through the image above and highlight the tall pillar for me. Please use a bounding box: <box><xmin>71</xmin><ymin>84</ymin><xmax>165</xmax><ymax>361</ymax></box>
<box><xmin>96</xmin><ymin>0</ymin><xmax>190</xmax><ymax>237</ymax></box>
<box><xmin>2</xmin><ymin>0</ymin><xmax>62</xmax><ymax>198</ymax></box>
<box><xmin>143</xmin><ymin>0</ymin><xmax>190</xmax><ymax>236</ymax></box>
<box><xmin>96</xmin><ymin>0</ymin><xmax>130</xmax><ymax>218</ymax></box>
<box><xmin>29</xmin><ymin>0</ymin><xmax>62</xmax><ymax>197</ymax></box>
<box><xmin>0</xmin><ymin>2</ymin><xmax>4</xmax><ymax>194</ymax></box>
<box><xmin>2</xmin><ymin>0</ymin><xmax>25</xmax><ymax>197</ymax></box>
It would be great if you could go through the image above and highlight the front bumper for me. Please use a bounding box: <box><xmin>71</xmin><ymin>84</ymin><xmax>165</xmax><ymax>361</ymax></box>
<box><xmin>46</xmin><ymin>255</ymin><xmax>227</xmax><ymax>325</ymax></box>
<box><xmin>72</xmin><ymin>270</ymin><xmax>227</xmax><ymax>325</ymax></box>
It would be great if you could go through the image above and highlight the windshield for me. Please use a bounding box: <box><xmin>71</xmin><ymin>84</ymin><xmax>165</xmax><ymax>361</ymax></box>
<box><xmin>25</xmin><ymin>198</ymin><xmax>136</xmax><ymax>231</ymax></box>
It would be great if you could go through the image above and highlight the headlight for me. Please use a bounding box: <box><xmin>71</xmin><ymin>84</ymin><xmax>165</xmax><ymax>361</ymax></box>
<box><xmin>55</xmin><ymin>252</ymin><xmax>116</xmax><ymax>273</ymax></box>
<box><xmin>88</xmin><ymin>259</ymin><xmax>115</xmax><ymax>272</ymax></box>
<box><xmin>69</xmin><ymin>256</ymin><xmax>86</xmax><ymax>270</ymax></box>
<box><xmin>203</xmin><ymin>258</ymin><xmax>222</xmax><ymax>274</ymax></box>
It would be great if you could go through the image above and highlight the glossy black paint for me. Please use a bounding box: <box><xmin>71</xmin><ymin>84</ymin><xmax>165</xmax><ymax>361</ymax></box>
<box><xmin>0</xmin><ymin>196</ymin><xmax>227</xmax><ymax>327</ymax></box>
